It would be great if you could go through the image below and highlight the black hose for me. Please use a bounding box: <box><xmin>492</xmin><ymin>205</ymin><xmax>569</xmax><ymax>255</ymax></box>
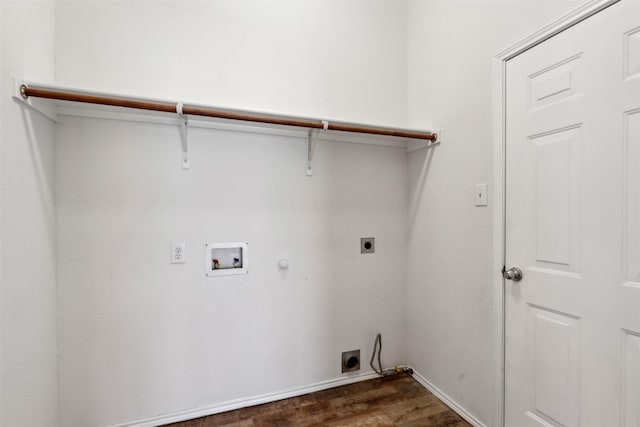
<box><xmin>371</xmin><ymin>333</ymin><xmax>397</xmax><ymax>376</ymax></box>
<box><xmin>370</xmin><ymin>333</ymin><xmax>385</xmax><ymax>375</ymax></box>
<box><xmin>370</xmin><ymin>333</ymin><xmax>414</xmax><ymax>377</ymax></box>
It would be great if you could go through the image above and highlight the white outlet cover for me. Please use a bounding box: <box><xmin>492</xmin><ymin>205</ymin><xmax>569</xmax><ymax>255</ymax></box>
<box><xmin>171</xmin><ymin>242</ymin><xmax>186</xmax><ymax>264</ymax></box>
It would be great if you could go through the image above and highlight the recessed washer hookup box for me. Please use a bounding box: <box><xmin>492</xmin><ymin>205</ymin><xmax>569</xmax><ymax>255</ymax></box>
<box><xmin>205</xmin><ymin>242</ymin><xmax>248</xmax><ymax>277</ymax></box>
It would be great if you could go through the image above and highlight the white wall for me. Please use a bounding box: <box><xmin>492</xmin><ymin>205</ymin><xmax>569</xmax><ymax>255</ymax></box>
<box><xmin>0</xmin><ymin>1</ymin><xmax>58</xmax><ymax>426</ymax></box>
<box><xmin>56</xmin><ymin>119</ymin><xmax>409</xmax><ymax>427</ymax></box>
<box><xmin>1</xmin><ymin>1</ymin><xmax>598</xmax><ymax>426</ymax></box>
<box><xmin>406</xmin><ymin>1</ymin><xmax>582</xmax><ymax>425</ymax></box>
<box><xmin>54</xmin><ymin>2</ymin><xmax>410</xmax><ymax>425</ymax></box>
<box><xmin>55</xmin><ymin>0</ymin><xmax>408</xmax><ymax>128</ymax></box>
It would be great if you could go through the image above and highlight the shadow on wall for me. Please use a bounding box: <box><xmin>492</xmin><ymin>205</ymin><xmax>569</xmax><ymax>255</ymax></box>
<box><xmin>17</xmin><ymin>100</ymin><xmax>56</xmax><ymax>222</ymax></box>
<box><xmin>408</xmin><ymin>146</ymin><xmax>436</xmax><ymax>232</ymax></box>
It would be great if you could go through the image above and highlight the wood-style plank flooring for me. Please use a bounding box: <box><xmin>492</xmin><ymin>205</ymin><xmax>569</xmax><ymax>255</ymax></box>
<box><xmin>164</xmin><ymin>374</ymin><xmax>471</xmax><ymax>427</ymax></box>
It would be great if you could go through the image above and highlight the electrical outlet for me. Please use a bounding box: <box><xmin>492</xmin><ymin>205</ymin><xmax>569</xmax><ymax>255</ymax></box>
<box><xmin>171</xmin><ymin>242</ymin><xmax>186</xmax><ymax>264</ymax></box>
<box><xmin>360</xmin><ymin>237</ymin><xmax>375</xmax><ymax>254</ymax></box>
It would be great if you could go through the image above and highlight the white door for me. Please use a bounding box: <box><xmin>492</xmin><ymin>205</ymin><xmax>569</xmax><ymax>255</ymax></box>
<box><xmin>505</xmin><ymin>1</ymin><xmax>640</xmax><ymax>426</ymax></box>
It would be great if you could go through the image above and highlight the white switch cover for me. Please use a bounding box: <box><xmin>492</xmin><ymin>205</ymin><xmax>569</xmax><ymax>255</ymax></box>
<box><xmin>474</xmin><ymin>184</ymin><xmax>488</xmax><ymax>206</ymax></box>
<box><xmin>171</xmin><ymin>242</ymin><xmax>186</xmax><ymax>264</ymax></box>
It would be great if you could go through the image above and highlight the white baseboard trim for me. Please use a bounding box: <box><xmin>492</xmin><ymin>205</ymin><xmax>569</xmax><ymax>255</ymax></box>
<box><xmin>110</xmin><ymin>371</ymin><xmax>380</xmax><ymax>427</ymax></box>
<box><xmin>411</xmin><ymin>370</ymin><xmax>487</xmax><ymax>427</ymax></box>
<box><xmin>111</xmin><ymin>368</ymin><xmax>486</xmax><ymax>427</ymax></box>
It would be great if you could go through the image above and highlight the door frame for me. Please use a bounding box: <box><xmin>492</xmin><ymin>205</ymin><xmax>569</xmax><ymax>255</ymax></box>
<box><xmin>491</xmin><ymin>1</ymin><xmax>620</xmax><ymax>425</ymax></box>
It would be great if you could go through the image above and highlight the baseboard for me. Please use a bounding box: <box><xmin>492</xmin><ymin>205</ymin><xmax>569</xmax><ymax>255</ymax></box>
<box><xmin>111</xmin><ymin>368</ymin><xmax>487</xmax><ymax>427</ymax></box>
<box><xmin>411</xmin><ymin>370</ymin><xmax>487</xmax><ymax>427</ymax></box>
<box><xmin>110</xmin><ymin>371</ymin><xmax>379</xmax><ymax>427</ymax></box>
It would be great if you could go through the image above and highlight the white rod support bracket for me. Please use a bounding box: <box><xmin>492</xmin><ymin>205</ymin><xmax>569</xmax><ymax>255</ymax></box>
<box><xmin>306</xmin><ymin>122</ymin><xmax>328</xmax><ymax>176</ymax></box>
<box><xmin>12</xmin><ymin>77</ymin><xmax>58</xmax><ymax>122</ymax></box>
<box><xmin>178</xmin><ymin>103</ymin><xmax>190</xmax><ymax>169</ymax></box>
<box><xmin>429</xmin><ymin>129</ymin><xmax>443</xmax><ymax>146</ymax></box>
<box><xmin>306</xmin><ymin>129</ymin><xmax>315</xmax><ymax>176</ymax></box>
<box><xmin>406</xmin><ymin>129</ymin><xmax>443</xmax><ymax>153</ymax></box>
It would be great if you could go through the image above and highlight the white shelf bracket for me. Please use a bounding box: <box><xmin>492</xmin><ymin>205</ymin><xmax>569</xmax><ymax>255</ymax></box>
<box><xmin>177</xmin><ymin>102</ymin><xmax>190</xmax><ymax>170</ymax></box>
<box><xmin>306</xmin><ymin>121</ymin><xmax>328</xmax><ymax>176</ymax></box>
<box><xmin>306</xmin><ymin>129</ymin><xmax>316</xmax><ymax>176</ymax></box>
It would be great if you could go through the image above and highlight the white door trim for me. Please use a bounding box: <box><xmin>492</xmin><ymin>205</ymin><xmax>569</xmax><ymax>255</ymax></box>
<box><xmin>491</xmin><ymin>1</ymin><xmax>620</xmax><ymax>426</ymax></box>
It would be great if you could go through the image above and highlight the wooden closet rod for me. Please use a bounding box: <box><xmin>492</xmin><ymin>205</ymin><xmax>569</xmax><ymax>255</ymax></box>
<box><xmin>20</xmin><ymin>85</ymin><xmax>437</xmax><ymax>141</ymax></box>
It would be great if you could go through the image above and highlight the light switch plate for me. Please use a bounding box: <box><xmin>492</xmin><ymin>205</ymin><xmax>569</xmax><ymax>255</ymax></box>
<box><xmin>474</xmin><ymin>184</ymin><xmax>488</xmax><ymax>206</ymax></box>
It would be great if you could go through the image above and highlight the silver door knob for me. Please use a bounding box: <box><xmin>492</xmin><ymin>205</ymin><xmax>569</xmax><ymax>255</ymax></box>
<box><xmin>503</xmin><ymin>267</ymin><xmax>523</xmax><ymax>281</ymax></box>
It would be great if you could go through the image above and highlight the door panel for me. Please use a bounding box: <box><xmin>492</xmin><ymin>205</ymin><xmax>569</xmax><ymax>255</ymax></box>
<box><xmin>622</xmin><ymin>330</ymin><xmax>640</xmax><ymax>427</ymax></box>
<box><xmin>531</xmin><ymin>126</ymin><xmax>580</xmax><ymax>271</ymax></box>
<box><xmin>624</xmin><ymin>27</ymin><xmax>640</xmax><ymax>79</ymax></box>
<box><xmin>528</xmin><ymin>54</ymin><xmax>583</xmax><ymax>111</ymax></box>
<box><xmin>625</xmin><ymin>110</ymin><xmax>640</xmax><ymax>286</ymax></box>
<box><xmin>527</xmin><ymin>305</ymin><xmax>580</xmax><ymax>427</ymax></box>
<box><xmin>505</xmin><ymin>2</ymin><xmax>640</xmax><ymax>426</ymax></box>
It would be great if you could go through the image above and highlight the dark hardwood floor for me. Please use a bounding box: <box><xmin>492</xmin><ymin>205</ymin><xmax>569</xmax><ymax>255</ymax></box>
<box><xmin>164</xmin><ymin>374</ymin><xmax>471</xmax><ymax>427</ymax></box>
